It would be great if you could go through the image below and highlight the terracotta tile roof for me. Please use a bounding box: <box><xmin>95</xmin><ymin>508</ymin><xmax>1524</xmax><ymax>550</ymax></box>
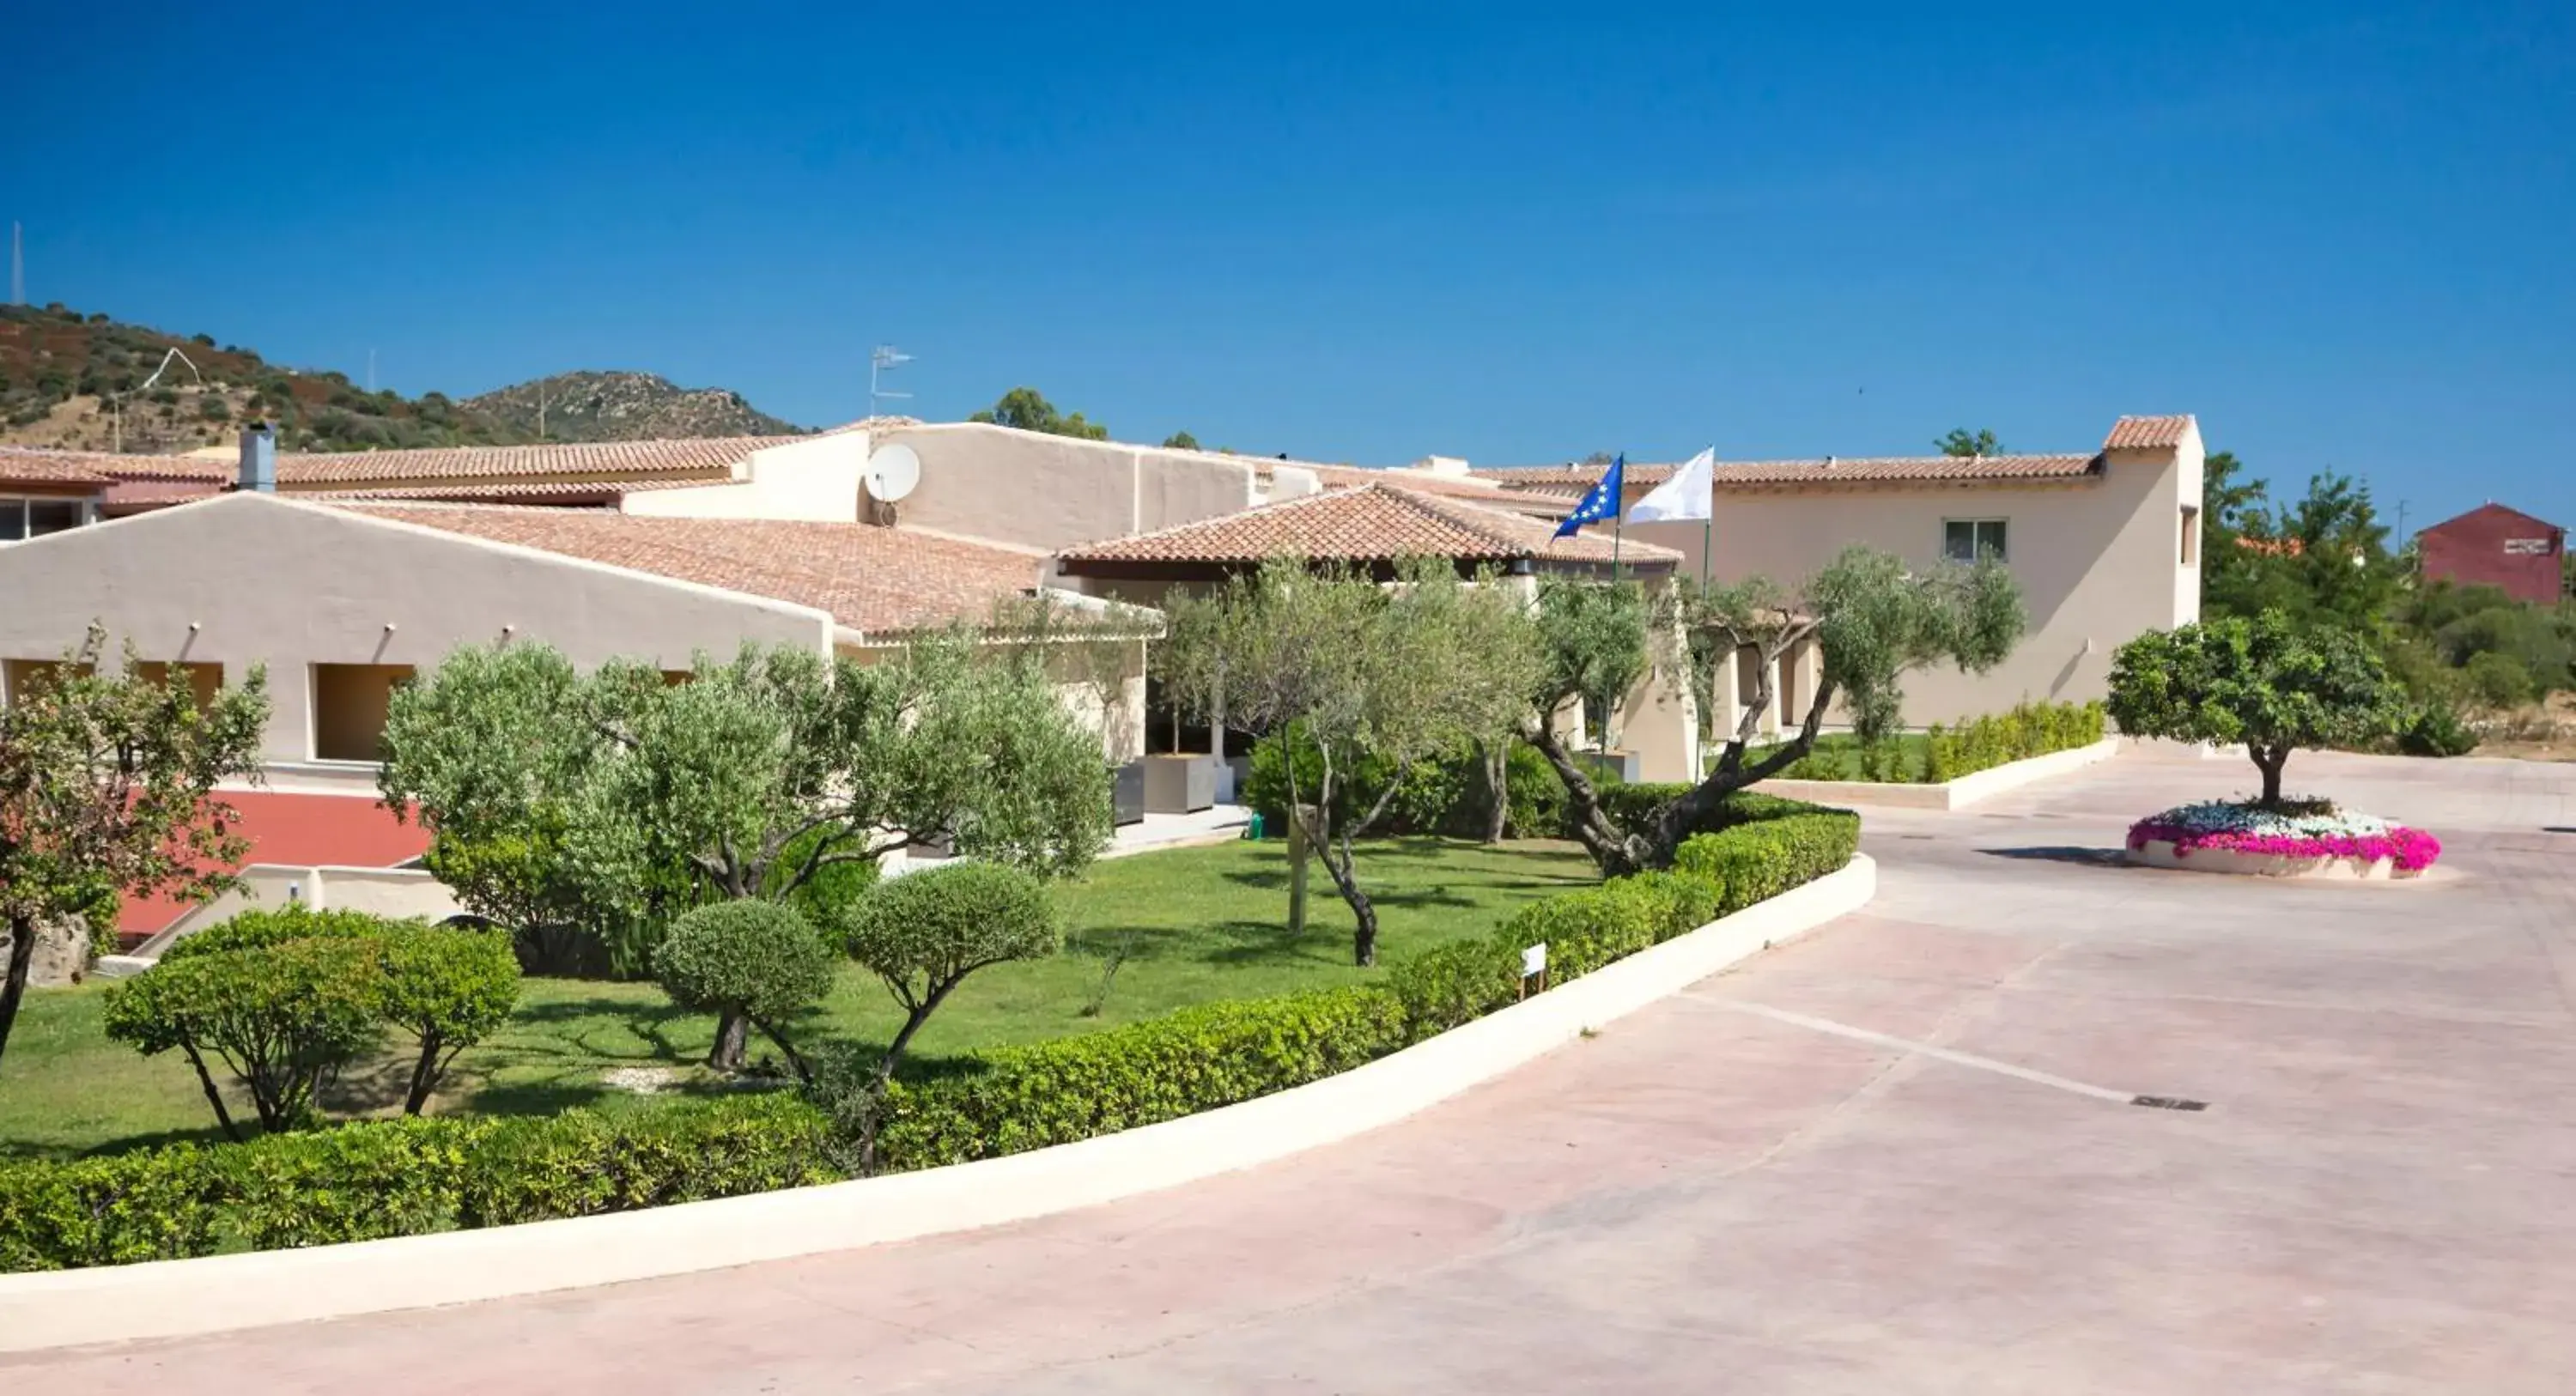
<box><xmin>279</xmin><ymin>435</ymin><xmax>802</xmax><ymax>485</ymax></box>
<box><xmin>1054</xmin><ymin>483</ymin><xmax>1681</xmax><ymax>570</ymax></box>
<box><xmin>1299</xmin><ymin>464</ymin><xmax>1523</xmax><ymax>501</ymax></box>
<box><xmin>98</xmin><ymin>478</ymin><xmax>225</xmax><ymax>512</ymax></box>
<box><xmin>320</xmin><ymin>477</ymin><xmax>712</xmax><ymax>504</ymax></box>
<box><xmin>1477</xmin><ymin>453</ymin><xmax>2104</xmax><ymax>492</ymax></box>
<box><xmin>337</xmin><ymin>504</ymin><xmax>1046</xmax><ymax>638</ymax></box>
<box><xmin>0</xmin><ymin>447</ymin><xmax>125</xmax><ymax>486</ymax></box>
<box><xmin>2104</xmin><ymin>415</ymin><xmax>2195</xmax><ymax>451</ymax></box>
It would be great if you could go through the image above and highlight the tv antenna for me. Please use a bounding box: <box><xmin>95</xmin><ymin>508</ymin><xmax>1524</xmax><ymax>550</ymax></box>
<box><xmin>112</xmin><ymin>346</ymin><xmax>204</xmax><ymax>453</ymax></box>
<box><xmin>868</xmin><ymin>345</ymin><xmax>913</xmax><ymax>419</ymax></box>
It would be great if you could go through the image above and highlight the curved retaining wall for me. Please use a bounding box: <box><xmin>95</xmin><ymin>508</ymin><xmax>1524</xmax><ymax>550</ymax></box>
<box><xmin>0</xmin><ymin>854</ymin><xmax>1878</xmax><ymax>1352</ymax></box>
<box><xmin>2125</xmin><ymin>840</ymin><xmax>2421</xmax><ymax>881</ymax></box>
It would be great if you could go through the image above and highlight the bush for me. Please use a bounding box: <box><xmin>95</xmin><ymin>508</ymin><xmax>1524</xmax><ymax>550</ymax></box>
<box><xmin>872</xmin><ymin>986</ymin><xmax>1408</xmax><ymax>1169</ymax></box>
<box><xmin>1674</xmin><ymin>805</ymin><xmax>1861</xmax><ymax>915</ymax></box>
<box><xmin>1243</xmin><ymin>734</ymin><xmax>1564</xmax><ymax>840</ymax></box>
<box><xmin>155</xmin><ymin>907</ymin><xmax>520</xmax><ymax>1116</ymax></box>
<box><xmin>0</xmin><ymin>1096</ymin><xmax>829</xmax><ymax>1272</ymax></box>
<box><xmin>379</xmin><ymin>924</ymin><xmax>521</xmax><ymax>1114</ymax></box>
<box><xmin>102</xmin><ymin>937</ymin><xmax>386</xmax><ymax>1137</ymax></box>
<box><xmin>653</xmin><ymin>901</ymin><xmax>836</xmax><ymax>1072</ymax></box>
<box><xmin>2463</xmin><ymin>651</ymin><xmax>2536</xmax><ymax>710</ymax></box>
<box><xmin>2398</xmin><ymin>701</ymin><xmax>2481</xmax><ymax>757</ymax></box>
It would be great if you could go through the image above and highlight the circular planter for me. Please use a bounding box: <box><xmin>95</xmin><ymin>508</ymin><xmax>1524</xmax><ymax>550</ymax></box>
<box><xmin>2125</xmin><ymin>839</ymin><xmax>2426</xmax><ymax>881</ymax></box>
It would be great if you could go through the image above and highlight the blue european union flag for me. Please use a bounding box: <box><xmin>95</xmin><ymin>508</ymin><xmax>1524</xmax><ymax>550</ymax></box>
<box><xmin>1552</xmin><ymin>453</ymin><xmax>1625</xmax><ymax>539</ymax></box>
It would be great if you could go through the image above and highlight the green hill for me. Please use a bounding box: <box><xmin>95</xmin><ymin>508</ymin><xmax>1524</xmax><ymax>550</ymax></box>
<box><xmin>0</xmin><ymin>303</ymin><xmax>801</xmax><ymax>456</ymax></box>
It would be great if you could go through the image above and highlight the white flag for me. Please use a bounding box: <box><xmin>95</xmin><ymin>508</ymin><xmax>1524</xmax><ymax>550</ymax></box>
<box><xmin>1625</xmin><ymin>446</ymin><xmax>1714</xmax><ymax>524</ymax></box>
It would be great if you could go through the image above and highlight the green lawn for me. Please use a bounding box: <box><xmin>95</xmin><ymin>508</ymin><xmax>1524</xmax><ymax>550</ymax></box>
<box><xmin>0</xmin><ymin>837</ymin><xmax>1597</xmax><ymax>1162</ymax></box>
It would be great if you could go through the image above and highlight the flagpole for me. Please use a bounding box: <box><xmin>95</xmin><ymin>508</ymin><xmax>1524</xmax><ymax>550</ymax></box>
<box><xmin>1700</xmin><ymin>516</ymin><xmax>1710</xmax><ymax>591</ymax></box>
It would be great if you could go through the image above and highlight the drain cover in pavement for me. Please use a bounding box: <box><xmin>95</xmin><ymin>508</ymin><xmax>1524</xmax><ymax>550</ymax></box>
<box><xmin>2131</xmin><ymin>1096</ymin><xmax>2208</xmax><ymax>1112</ymax></box>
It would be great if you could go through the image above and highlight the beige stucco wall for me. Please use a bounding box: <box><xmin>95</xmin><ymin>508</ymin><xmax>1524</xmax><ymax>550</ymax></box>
<box><xmin>837</xmin><ymin>634</ymin><xmax>1151</xmax><ymax>764</ymax></box>
<box><xmin>1630</xmin><ymin>440</ymin><xmax>2202</xmax><ymax>725</ymax></box>
<box><xmin>0</xmin><ymin>494</ymin><xmax>834</xmax><ymax>770</ymax></box>
<box><xmin>620</xmin><ymin>434</ymin><xmax>866</xmax><ymax>521</ymax></box>
<box><xmin>874</xmin><ymin>423</ymin><xmax>1267</xmax><ymax>550</ymax></box>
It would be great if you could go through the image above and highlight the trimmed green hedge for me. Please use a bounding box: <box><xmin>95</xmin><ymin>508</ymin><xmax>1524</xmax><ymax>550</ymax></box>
<box><xmin>0</xmin><ymin>1096</ymin><xmax>831</xmax><ymax>1272</ymax></box>
<box><xmin>1673</xmin><ymin>804</ymin><xmax>1862</xmax><ymax>916</ymax></box>
<box><xmin>3</xmin><ymin>798</ymin><xmax>1862</xmax><ymax>1273</ymax></box>
<box><xmin>876</xmin><ymin>986</ymin><xmax>1409</xmax><ymax>1169</ymax></box>
<box><xmin>1922</xmin><ymin>701</ymin><xmax>2105</xmax><ymax>784</ymax></box>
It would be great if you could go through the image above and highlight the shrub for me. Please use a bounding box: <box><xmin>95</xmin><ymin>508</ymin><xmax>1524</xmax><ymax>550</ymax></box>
<box><xmin>379</xmin><ymin>925</ymin><xmax>521</xmax><ymax>1114</ymax></box>
<box><xmin>872</xmin><ymin>986</ymin><xmax>1407</xmax><ymax>1170</ymax></box>
<box><xmin>1674</xmin><ymin>805</ymin><xmax>1861</xmax><ymax>915</ymax></box>
<box><xmin>457</xmin><ymin>1095</ymin><xmax>835</xmax><ymax>1227</ymax></box>
<box><xmin>0</xmin><ymin>1096</ymin><xmax>829</xmax><ymax>1272</ymax></box>
<box><xmin>2463</xmin><ymin>651</ymin><xmax>2536</xmax><ymax>710</ymax></box>
<box><xmin>2398</xmin><ymin>701</ymin><xmax>2480</xmax><ymax>757</ymax></box>
<box><xmin>158</xmin><ymin>906</ymin><xmax>521</xmax><ymax>1116</ymax></box>
<box><xmin>653</xmin><ymin>901</ymin><xmax>836</xmax><ymax>1077</ymax></box>
<box><xmin>1244</xmin><ymin>735</ymin><xmax>1564</xmax><ymax>840</ymax></box>
<box><xmin>841</xmin><ymin>862</ymin><xmax>1063</xmax><ymax>1110</ymax></box>
<box><xmin>101</xmin><ymin>937</ymin><xmax>386</xmax><ymax>1138</ymax></box>
<box><xmin>1388</xmin><ymin>935</ymin><xmax>1526</xmax><ymax>1039</ymax></box>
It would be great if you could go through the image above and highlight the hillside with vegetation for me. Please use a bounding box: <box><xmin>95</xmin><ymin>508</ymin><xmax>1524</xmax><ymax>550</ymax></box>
<box><xmin>0</xmin><ymin>303</ymin><xmax>801</xmax><ymax>455</ymax></box>
<box><xmin>465</xmin><ymin>371</ymin><xmax>801</xmax><ymax>442</ymax></box>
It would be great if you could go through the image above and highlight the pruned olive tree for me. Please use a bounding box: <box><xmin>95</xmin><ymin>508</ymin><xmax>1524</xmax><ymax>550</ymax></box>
<box><xmin>1539</xmin><ymin>548</ymin><xmax>2025</xmax><ymax>873</ymax></box>
<box><xmin>1159</xmin><ymin>558</ymin><xmax>1544</xmax><ymax>966</ymax></box>
<box><xmin>383</xmin><ymin>628</ymin><xmax>1114</xmax><ymax>1070</ymax></box>
<box><xmin>2107</xmin><ymin>610</ymin><xmax>2403</xmax><ymax>806</ymax></box>
<box><xmin>0</xmin><ymin>628</ymin><xmax>268</xmax><ymax>1084</ymax></box>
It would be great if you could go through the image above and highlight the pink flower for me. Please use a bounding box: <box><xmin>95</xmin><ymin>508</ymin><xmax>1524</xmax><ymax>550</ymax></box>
<box><xmin>2127</xmin><ymin>818</ymin><xmax>2442</xmax><ymax>871</ymax></box>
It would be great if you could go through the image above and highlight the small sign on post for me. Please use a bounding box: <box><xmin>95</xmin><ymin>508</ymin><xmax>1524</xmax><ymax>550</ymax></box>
<box><xmin>1519</xmin><ymin>941</ymin><xmax>1548</xmax><ymax>998</ymax></box>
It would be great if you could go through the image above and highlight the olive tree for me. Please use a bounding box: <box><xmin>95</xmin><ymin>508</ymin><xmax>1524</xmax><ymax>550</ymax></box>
<box><xmin>383</xmin><ymin>628</ymin><xmax>1112</xmax><ymax>1071</ymax></box>
<box><xmin>0</xmin><ymin>628</ymin><xmax>268</xmax><ymax>1083</ymax></box>
<box><xmin>828</xmin><ymin>859</ymin><xmax>1063</xmax><ymax>1169</ymax></box>
<box><xmin>2107</xmin><ymin>610</ymin><xmax>2403</xmax><ymax>806</ymax></box>
<box><xmin>1161</xmin><ymin>559</ymin><xmax>1544</xmax><ymax>966</ymax></box>
<box><xmin>653</xmin><ymin>901</ymin><xmax>835</xmax><ymax>1081</ymax></box>
<box><xmin>1539</xmin><ymin>548</ymin><xmax>2025</xmax><ymax>872</ymax></box>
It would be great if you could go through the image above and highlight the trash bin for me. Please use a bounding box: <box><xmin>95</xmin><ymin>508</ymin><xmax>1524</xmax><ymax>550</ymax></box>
<box><xmin>1243</xmin><ymin>810</ymin><xmax>1266</xmax><ymax>840</ymax></box>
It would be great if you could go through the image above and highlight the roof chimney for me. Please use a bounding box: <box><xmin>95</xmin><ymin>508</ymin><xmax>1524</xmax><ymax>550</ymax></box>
<box><xmin>238</xmin><ymin>423</ymin><xmax>276</xmax><ymax>493</ymax></box>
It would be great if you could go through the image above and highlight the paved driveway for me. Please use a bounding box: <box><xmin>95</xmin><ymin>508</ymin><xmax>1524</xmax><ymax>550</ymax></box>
<box><xmin>15</xmin><ymin>747</ymin><xmax>2576</xmax><ymax>1393</ymax></box>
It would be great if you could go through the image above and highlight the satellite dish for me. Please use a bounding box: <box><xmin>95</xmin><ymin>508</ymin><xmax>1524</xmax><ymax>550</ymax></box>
<box><xmin>863</xmin><ymin>443</ymin><xmax>921</xmax><ymax>503</ymax></box>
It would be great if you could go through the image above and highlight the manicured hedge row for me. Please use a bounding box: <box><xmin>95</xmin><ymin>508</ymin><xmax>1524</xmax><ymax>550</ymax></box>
<box><xmin>0</xmin><ymin>1095</ymin><xmax>832</xmax><ymax>1272</ymax></box>
<box><xmin>3</xmin><ymin>798</ymin><xmax>1862</xmax><ymax>1274</ymax></box>
<box><xmin>876</xmin><ymin>985</ymin><xmax>1409</xmax><ymax>1169</ymax></box>
<box><xmin>1922</xmin><ymin>700</ymin><xmax>2105</xmax><ymax>784</ymax></box>
<box><xmin>1674</xmin><ymin>806</ymin><xmax>1862</xmax><ymax>916</ymax></box>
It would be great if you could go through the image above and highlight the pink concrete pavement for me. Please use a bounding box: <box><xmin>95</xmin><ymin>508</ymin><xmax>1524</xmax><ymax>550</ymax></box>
<box><xmin>13</xmin><ymin>745</ymin><xmax>2576</xmax><ymax>1393</ymax></box>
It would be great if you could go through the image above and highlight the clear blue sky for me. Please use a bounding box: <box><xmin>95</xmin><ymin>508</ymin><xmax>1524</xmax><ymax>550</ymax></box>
<box><xmin>9</xmin><ymin>2</ymin><xmax>2569</xmax><ymax>531</ymax></box>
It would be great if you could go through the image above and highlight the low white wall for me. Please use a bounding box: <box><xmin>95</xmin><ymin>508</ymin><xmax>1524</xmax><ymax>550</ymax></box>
<box><xmin>2125</xmin><ymin>841</ymin><xmax>2425</xmax><ymax>881</ymax></box>
<box><xmin>0</xmin><ymin>854</ymin><xmax>1877</xmax><ymax>1350</ymax></box>
<box><xmin>1755</xmin><ymin>737</ymin><xmax>2120</xmax><ymax>811</ymax></box>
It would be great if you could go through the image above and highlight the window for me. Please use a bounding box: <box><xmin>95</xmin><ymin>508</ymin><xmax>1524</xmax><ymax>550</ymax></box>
<box><xmin>312</xmin><ymin>663</ymin><xmax>416</xmax><ymax>762</ymax></box>
<box><xmin>135</xmin><ymin>661</ymin><xmax>225</xmax><ymax>711</ymax></box>
<box><xmin>2180</xmin><ymin>506</ymin><xmax>2200</xmax><ymax>566</ymax></box>
<box><xmin>0</xmin><ymin>497</ymin><xmax>94</xmax><ymax>542</ymax></box>
<box><xmin>1943</xmin><ymin>519</ymin><xmax>2008</xmax><ymax>564</ymax></box>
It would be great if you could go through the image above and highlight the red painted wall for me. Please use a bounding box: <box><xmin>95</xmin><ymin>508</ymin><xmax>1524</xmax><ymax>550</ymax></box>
<box><xmin>117</xmin><ymin>791</ymin><xmax>429</xmax><ymax>941</ymax></box>
<box><xmin>2418</xmin><ymin>503</ymin><xmax>2565</xmax><ymax>605</ymax></box>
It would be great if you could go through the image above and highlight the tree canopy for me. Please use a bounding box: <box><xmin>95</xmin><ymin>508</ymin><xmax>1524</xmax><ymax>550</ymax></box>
<box><xmin>381</xmin><ymin>630</ymin><xmax>1112</xmax><ymax>1067</ymax></box>
<box><xmin>1935</xmin><ymin>428</ymin><xmax>2003</xmax><ymax>458</ymax></box>
<box><xmin>1534</xmin><ymin>549</ymin><xmax>2024</xmax><ymax>872</ymax></box>
<box><xmin>969</xmin><ymin>386</ymin><xmax>1110</xmax><ymax>440</ymax></box>
<box><xmin>2107</xmin><ymin>610</ymin><xmax>2403</xmax><ymax>805</ymax></box>
<box><xmin>0</xmin><ymin>631</ymin><xmax>268</xmax><ymax>1080</ymax></box>
<box><xmin>1157</xmin><ymin>558</ymin><xmax>1542</xmax><ymax>964</ymax></box>
<box><xmin>1162</xmin><ymin>430</ymin><xmax>1200</xmax><ymax>451</ymax></box>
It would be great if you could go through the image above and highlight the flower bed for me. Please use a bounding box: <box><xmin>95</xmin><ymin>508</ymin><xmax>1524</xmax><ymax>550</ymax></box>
<box><xmin>2125</xmin><ymin>800</ymin><xmax>2443</xmax><ymax>875</ymax></box>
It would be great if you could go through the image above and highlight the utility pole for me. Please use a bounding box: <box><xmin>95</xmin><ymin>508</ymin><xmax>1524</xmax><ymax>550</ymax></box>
<box><xmin>9</xmin><ymin>222</ymin><xmax>21</xmax><ymax>305</ymax></box>
<box><xmin>537</xmin><ymin>380</ymin><xmax>547</xmax><ymax>441</ymax></box>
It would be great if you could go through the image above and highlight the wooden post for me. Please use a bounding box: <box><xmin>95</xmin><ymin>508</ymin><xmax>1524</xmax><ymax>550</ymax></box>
<box><xmin>1287</xmin><ymin>803</ymin><xmax>1316</xmax><ymax>938</ymax></box>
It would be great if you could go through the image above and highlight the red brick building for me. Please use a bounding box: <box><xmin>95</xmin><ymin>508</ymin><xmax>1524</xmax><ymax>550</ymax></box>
<box><xmin>2417</xmin><ymin>503</ymin><xmax>2567</xmax><ymax>604</ymax></box>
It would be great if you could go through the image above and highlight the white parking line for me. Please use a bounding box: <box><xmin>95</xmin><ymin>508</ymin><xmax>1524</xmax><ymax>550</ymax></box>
<box><xmin>1720</xmin><ymin>1001</ymin><xmax>2145</xmax><ymax>1105</ymax></box>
